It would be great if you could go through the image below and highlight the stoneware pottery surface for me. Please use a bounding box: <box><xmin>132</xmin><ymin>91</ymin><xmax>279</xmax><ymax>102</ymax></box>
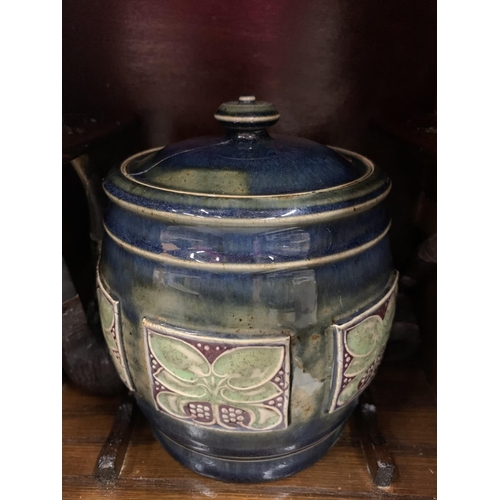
<box><xmin>97</xmin><ymin>96</ymin><xmax>397</xmax><ymax>482</ymax></box>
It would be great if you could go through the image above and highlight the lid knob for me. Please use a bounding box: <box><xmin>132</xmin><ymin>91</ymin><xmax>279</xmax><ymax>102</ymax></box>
<box><xmin>238</xmin><ymin>95</ymin><xmax>256</xmax><ymax>103</ymax></box>
<box><xmin>214</xmin><ymin>96</ymin><xmax>280</xmax><ymax>132</ymax></box>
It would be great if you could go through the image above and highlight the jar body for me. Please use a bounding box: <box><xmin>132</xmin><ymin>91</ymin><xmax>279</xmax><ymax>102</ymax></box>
<box><xmin>97</xmin><ymin>149</ymin><xmax>397</xmax><ymax>481</ymax></box>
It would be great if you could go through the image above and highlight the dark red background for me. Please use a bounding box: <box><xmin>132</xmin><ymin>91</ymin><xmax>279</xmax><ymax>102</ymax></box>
<box><xmin>62</xmin><ymin>0</ymin><xmax>436</xmax><ymax>149</ymax></box>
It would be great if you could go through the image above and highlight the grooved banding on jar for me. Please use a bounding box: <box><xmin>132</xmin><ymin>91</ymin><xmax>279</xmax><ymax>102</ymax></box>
<box><xmin>102</xmin><ymin>221</ymin><xmax>391</xmax><ymax>273</ymax></box>
<box><xmin>103</xmin><ymin>184</ymin><xmax>390</xmax><ymax>229</ymax></box>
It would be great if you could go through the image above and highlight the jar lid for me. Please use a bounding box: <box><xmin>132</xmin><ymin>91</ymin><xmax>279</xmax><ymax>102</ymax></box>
<box><xmin>104</xmin><ymin>97</ymin><xmax>390</xmax><ymax>227</ymax></box>
<box><xmin>120</xmin><ymin>96</ymin><xmax>367</xmax><ymax>197</ymax></box>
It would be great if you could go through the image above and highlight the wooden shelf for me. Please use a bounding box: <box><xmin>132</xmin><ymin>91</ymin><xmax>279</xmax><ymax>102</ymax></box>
<box><xmin>62</xmin><ymin>361</ymin><xmax>436</xmax><ymax>499</ymax></box>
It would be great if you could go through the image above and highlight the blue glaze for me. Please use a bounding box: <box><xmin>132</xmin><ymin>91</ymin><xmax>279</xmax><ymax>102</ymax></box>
<box><xmin>103</xmin><ymin>176</ymin><xmax>390</xmax><ymax>219</ymax></box>
<box><xmin>127</xmin><ymin>134</ymin><xmax>365</xmax><ymax>196</ymax></box>
<box><xmin>101</xmin><ymin>234</ymin><xmax>393</xmax><ymax>328</ymax></box>
<box><xmin>104</xmin><ymin>200</ymin><xmax>390</xmax><ymax>264</ymax></box>
<box><xmin>137</xmin><ymin>396</ymin><xmax>355</xmax><ymax>482</ymax></box>
<box><xmin>98</xmin><ymin>97</ymin><xmax>397</xmax><ymax>483</ymax></box>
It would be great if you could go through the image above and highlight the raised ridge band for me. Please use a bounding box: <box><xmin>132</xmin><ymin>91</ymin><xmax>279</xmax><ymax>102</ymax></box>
<box><xmin>103</xmin><ymin>222</ymin><xmax>391</xmax><ymax>273</ymax></box>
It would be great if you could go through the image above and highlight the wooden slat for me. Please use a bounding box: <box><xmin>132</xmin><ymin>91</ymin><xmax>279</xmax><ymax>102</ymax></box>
<box><xmin>355</xmin><ymin>398</ymin><xmax>396</xmax><ymax>487</ymax></box>
<box><xmin>94</xmin><ymin>394</ymin><xmax>136</xmax><ymax>483</ymax></box>
<box><xmin>63</xmin><ymin>361</ymin><xmax>437</xmax><ymax>499</ymax></box>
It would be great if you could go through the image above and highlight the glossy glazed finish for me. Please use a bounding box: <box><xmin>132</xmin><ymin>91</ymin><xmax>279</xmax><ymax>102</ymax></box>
<box><xmin>98</xmin><ymin>98</ymin><xmax>396</xmax><ymax>482</ymax></box>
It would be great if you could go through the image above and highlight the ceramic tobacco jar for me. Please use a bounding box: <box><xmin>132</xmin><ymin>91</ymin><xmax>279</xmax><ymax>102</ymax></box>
<box><xmin>97</xmin><ymin>96</ymin><xmax>397</xmax><ymax>482</ymax></box>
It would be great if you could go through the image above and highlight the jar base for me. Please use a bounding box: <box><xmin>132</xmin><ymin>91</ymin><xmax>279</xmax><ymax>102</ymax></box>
<box><xmin>150</xmin><ymin>422</ymin><xmax>346</xmax><ymax>483</ymax></box>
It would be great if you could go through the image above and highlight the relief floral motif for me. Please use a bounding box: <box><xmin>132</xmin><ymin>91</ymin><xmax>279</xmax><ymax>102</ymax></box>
<box><xmin>145</xmin><ymin>325</ymin><xmax>290</xmax><ymax>431</ymax></box>
<box><xmin>96</xmin><ymin>276</ymin><xmax>134</xmax><ymax>391</ymax></box>
<box><xmin>97</xmin><ymin>287</ymin><xmax>120</xmax><ymax>362</ymax></box>
<box><xmin>329</xmin><ymin>277</ymin><xmax>397</xmax><ymax>412</ymax></box>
